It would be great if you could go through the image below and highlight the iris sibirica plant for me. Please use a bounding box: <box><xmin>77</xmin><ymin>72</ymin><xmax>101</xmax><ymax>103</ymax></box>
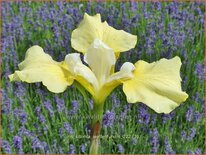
<box><xmin>9</xmin><ymin>13</ymin><xmax>188</xmax><ymax>154</ymax></box>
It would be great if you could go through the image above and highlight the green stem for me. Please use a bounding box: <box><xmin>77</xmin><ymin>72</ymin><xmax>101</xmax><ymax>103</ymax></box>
<box><xmin>89</xmin><ymin>102</ymin><xmax>104</xmax><ymax>154</ymax></box>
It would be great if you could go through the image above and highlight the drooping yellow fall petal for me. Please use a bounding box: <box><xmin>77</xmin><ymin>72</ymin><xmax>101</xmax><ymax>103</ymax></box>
<box><xmin>102</xmin><ymin>21</ymin><xmax>137</xmax><ymax>53</ymax></box>
<box><xmin>71</xmin><ymin>13</ymin><xmax>103</xmax><ymax>54</ymax></box>
<box><xmin>9</xmin><ymin>45</ymin><xmax>73</xmax><ymax>93</ymax></box>
<box><xmin>71</xmin><ymin>13</ymin><xmax>137</xmax><ymax>54</ymax></box>
<box><xmin>123</xmin><ymin>56</ymin><xmax>188</xmax><ymax>113</ymax></box>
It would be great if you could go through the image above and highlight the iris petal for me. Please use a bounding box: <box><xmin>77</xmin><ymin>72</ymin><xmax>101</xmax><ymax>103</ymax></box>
<box><xmin>9</xmin><ymin>45</ymin><xmax>73</xmax><ymax>93</ymax></box>
<box><xmin>123</xmin><ymin>56</ymin><xmax>188</xmax><ymax>113</ymax></box>
<box><xmin>84</xmin><ymin>39</ymin><xmax>115</xmax><ymax>86</ymax></box>
<box><xmin>71</xmin><ymin>13</ymin><xmax>102</xmax><ymax>53</ymax></box>
<box><xmin>65</xmin><ymin>53</ymin><xmax>98</xmax><ymax>95</ymax></box>
<box><xmin>102</xmin><ymin>21</ymin><xmax>137</xmax><ymax>53</ymax></box>
<box><xmin>71</xmin><ymin>13</ymin><xmax>137</xmax><ymax>54</ymax></box>
<box><xmin>106</xmin><ymin>62</ymin><xmax>135</xmax><ymax>84</ymax></box>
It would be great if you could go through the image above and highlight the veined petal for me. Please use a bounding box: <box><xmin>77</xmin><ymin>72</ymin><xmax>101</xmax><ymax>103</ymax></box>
<box><xmin>9</xmin><ymin>45</ymin><xmax>73</xmax><ymax>93</ymax></box>
<box><xmin>102</xmin><ymin>21</ymin><xmax>137</xmax><ymax>53</ymax></box>
<box><xmin>65</xmin><ymin>53</ymin><xmax>98</xmax><ymax>95</ymax></box>
<box><xmin>71</xmin><ymin>13</ymin><xmax>137</xmax><ymax>54</ymax></box>
<box><xmin>84</xmin><ymin>39</ymin><xmax>115</xmax><ymax>87</ymax></box>
<box><xmin>71</xmin><ymin>13</ymin><xmax>102</xmax><ymax>53</ymax></box>
<box><xmin>123</xmin><ymin>56</ymin><xmax>188</xmax><ymax>113</ymax></box>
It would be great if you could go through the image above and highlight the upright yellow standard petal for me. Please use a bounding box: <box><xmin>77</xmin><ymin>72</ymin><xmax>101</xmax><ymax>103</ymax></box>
<box><xmin>71</xmin><ymin>13</ymin><xmax>103</xmax><ymax>53</ymax></box>
<box><xmin>71</xmin><ymin>13</ymin><xmax>137</xmax><ymax>54</ymax></box>
<box><xmin>102</xmin><ymin>21</ymin><xmax>137</xmax><ymax>53</ymax></box>
<box><xmin>84</xmin><ymin>38</ymin><xmax>115</xmax><ymax>86</ymax></box>
<box><xmin>123</xmin><ymin>56</ymin><xmax>188</xmax><ymax>113</ymax></box>
<box><xmin>9</xmin><ymin>45</ymin><xmax>73</xmax><ymax>93</ymax></box>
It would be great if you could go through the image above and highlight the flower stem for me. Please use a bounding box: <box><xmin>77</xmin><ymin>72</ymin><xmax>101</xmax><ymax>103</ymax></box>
<box><xmin>89</xmin><ymin>102</ymin><xmax>104</xmax><ymax>154</ymax></box>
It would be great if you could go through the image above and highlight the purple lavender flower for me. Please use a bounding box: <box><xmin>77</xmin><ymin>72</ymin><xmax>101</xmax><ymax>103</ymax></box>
<box><xmin>2</xmin><ymin>90</ymin><xmax>12</xmax><ymax>114</ymax></box>
<box><xmin>149</xmin><ymin>128</ymin><xmax>159</xmax><ymax>153</ymax></box>
<box><xmin>142</xmin><ymin>4</ymin><xmax>149</xmax><ymax>19</ymax></box>
<box><xmin>111</xmin><ymin>93</ymin><xmax>120</xmax><ymax>109</ymax></box>
<box><xmin>150</xmin><ymin>114</ymin><xmax>157</xmax><ymax>124</ymax></box>
<box><xmin>14</xmin><ymin>82</ymin><xmax>26</xmax><ymax>100</ymax></box>
<box><xmin>42</xmin><ymin>141</ymin><xmax>50</xmax><ymax>153</ymax></box>
<box><xmin>39</xmin><ymin>114</ymin><xmax>46</xmax><ymax>124</ymax></box>
<box><xmin>13</xmin><ymin>109</ymin><xmax>28</xmax><ymax>125</ymax></box>
<box><xmin>102</xmin><ymin>110</ymin><xmax>115</xmax><ymax>128</ymax></box>
<box><xmin>19</xmin><ymin>110</ymin><xmax>28</xmax><ymax>125</ymax></box>
<box><xmin>85</xmin><ymin>2</ymin><xmax>91</xmax><ymax>13</ymax></box>
<box><xmin>14</xmin><ymin>108</ymin><xmax>20</xmax><ymax>116</ymax></box>
<box><xmin>193</xmin><ymin>111</ymin><xmax>201</xmax><ymax>123</ymax></box>
<box><xmin>94</xmin><ymin>3</ymin><xmax>104</xmax><ymax>14</ymax></box>
<box><xmin>117</xmin><ymin>144</ymin><xmax>124</xmax><ymax>153</ymax></box>
<box><xmin>188</xmin><ymin>150</ymin><xmax>195</xmax><ymax>154</ymax></box>
<box><xmin>130</xmin><ymin>1</ymin><xmax>137</xmax><ymax>12</ymax></box>
<box><xmin>59</xmin><ymin>127</ymin><xmax>64</xmax><ymax>137</ymax></box>
<box><xmin>43</xmin><ymin>125</ymin><xmax>48</xmax><ymax>133</ymax></box>
<box><xmin>193</xmin><ymin>92</ymin><xmax>200</xmax><ymax>102</ymax></box>
<box><xmin>194</xmin><ymin>61</ymin><xmax>205</xmax><ymax>81</ymax></box>
<box><xmin>8</xmin><ymin>121</ymin><xmax>14</xmax><ymax>132</ymax></box>
<box><xmin>131</xmin><ymin>14</ymin><xmax>140</xmax><ymax>27</ymax></box>
<box><xmin>69</xmin><ymin>144</ymin><xmax>75</xmax><ymax>154</ymax></box>
<box><xmin>63</xmin><ymin>122</ymin><xmax>74</xmax><ymax>134</ymax></box>
<box><xmin>187</xmin><ymin>128</ymin><xmax>196</xmax><ymax>141</ymax></box>
<box><xmin>164</xmin><ymin>136</ymin><xmax>175</xmax><ymax>154</ymax></box>
<box><xmin>35</xmin><ymin>106</ymin><xmax>47</xmax><ymax>124</ymax></box>
<box><xmin>199</xmin><ymin>14</ymin><xmax>204</xmax><ymax>24</ymax></box>
<box><xmin>32</xmin><ymin>138</ymin><xmax>44</xmax><ymax>149</ymax></box>
<box><xmin>43</xmin><ymin>100</ymin><xmax>54</xmax><ymax>117</ymax></box>
<box><xmin>186</xmin><ymin>106</ymin><xmax>194</xmax><ymax>122</ymax></box>
<box><xmin>18</xmin><ymin>126</ymin><xmax>31</xmax><ymax>137</ymax></box>
<box><xmin>52</xmin><ymin>139</ymin><xmax>57</xmax><ymax>153</ymax></box>
<box><xmin>55</xmin><ymin>96</ymin><xmax>65</xmax><ymax>113</ymax></box>
<box><xmin>35</xmin><ymin>106</ymin><xmax>41</xmax><ymax>115</ymax></box>
<box><xmin>33</xmin><ymin>122</ymin><xmax>41</xmax><ymax>135</ymax></box>
<box><xmin>138</xmin><ymin>104</ymin><xmax>150</xmax><ymax>124</ymax></box>
<box><xmin>2</xmin><ymin>140</ymin><xmax>12</xmax><ymax>153</ymax></box>
<box><xmin>80</xmin><ymin>143</ymin><xmax>86</xmax><ymax>153</ymax></box>
<box><xmin>146</xmin><ymin>38</ymin><xmax>154</xmax><ymax>48</ymax></box>
<box><xmin>189</xmin><ymin>13</ymin><xmax>195</xmax><ymax>21</ymax></box>
<box><xmin>68</xmin><ymin>100</ymin><xmax>80</xmax><ymax>115</ymax></box>
<box><xmin>13</xmin><ymin>135</ymin><xmax>22</xmax><ymax>153</ymax></box>
<box><xmin>153</xmin><ymin>2</ymin><xmax>161</xmax><ymax>11</ymax></box>
<box><xmin>195</xmin><ymin>148</ymin><xmax>202</xmax><ymax>154</ymax></box>
<box><xmin>120</xmin><ymin>104</ymin><xmax>131</xmax><ymax>122</ymax></box>
<box><xmin>181</xmin><ymin>130</ymin><xmax>187</xmax><ymax>141</ymax></box>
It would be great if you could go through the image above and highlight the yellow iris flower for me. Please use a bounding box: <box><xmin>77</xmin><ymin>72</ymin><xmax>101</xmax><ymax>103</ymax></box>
<box><xmin>9</xmin><ymin>13</ymin><xmax>188</xmax><ymax>114</ymax></box>
<box><xmin>9</xmin><ymin>13</ymin><xmax>188</xmax><ymax>154</ymax></box>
